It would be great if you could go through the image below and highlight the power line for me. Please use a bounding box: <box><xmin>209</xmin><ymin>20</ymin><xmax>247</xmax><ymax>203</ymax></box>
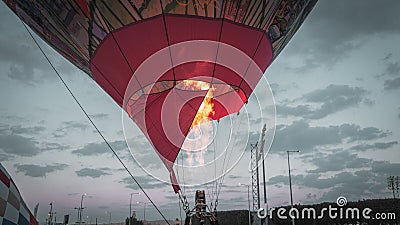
<box><xmin>20</xmin><ymin>19</ymin><xmax>171</xmax><ymax>225</ymax></box>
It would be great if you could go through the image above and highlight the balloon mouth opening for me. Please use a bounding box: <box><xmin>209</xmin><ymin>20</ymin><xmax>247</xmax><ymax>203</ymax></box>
<box><xmin>125</xmin><ymin>79</ymin><xmax>243</xmax><ymax>127</ymax></box>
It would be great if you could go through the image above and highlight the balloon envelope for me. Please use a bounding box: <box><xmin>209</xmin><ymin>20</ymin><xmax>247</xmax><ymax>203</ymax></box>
<box><xmin>3</xmin><ymin>0</ymin><xmax>317</xmax><ymax>192</ymax></box>
<box><xmin>0</xmin><ymin>163</ymin><xmax>39</xmax><ymax>225</ymax></box>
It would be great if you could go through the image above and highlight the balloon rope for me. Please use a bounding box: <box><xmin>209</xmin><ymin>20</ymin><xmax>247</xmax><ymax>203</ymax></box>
<box><xmin>19</xmin><ymin>20</ymin><xmax>171</xmax><ymax>225</ymax></box>
<box><xmin>181</xmin><ymin>152</ymin><xmax>186</xmax><ymax>195</ymax></box>
<box><xmin>210</xmin><ymin>121</ymin><xmax>218</xmax><ymax>204</ymax></box>
<box><xmin>178</xmin><ymin>197</ymin><xmax>183</xmax><ymax>224</ymax></box>
<box><xmin>215</xmin><ymin>113</ymin><xmax>243</xmax><ymax>202</ymax></box>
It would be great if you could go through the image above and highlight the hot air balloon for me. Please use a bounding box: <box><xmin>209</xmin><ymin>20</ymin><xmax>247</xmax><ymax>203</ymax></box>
<box><xmin>0</xmin><ymin>163</ymin><xmax>39</xmax><ymax>225</ymax></box>
<box><xmin>2</xmin><ymin>0</ymin><xmax>317</xmax><ymax>223</ymax></box>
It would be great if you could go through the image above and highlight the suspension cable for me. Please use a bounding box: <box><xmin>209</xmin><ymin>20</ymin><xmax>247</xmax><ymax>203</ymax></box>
<box><xmin>215</xmin><ymin>113</ymin><xmax>244</xmax><ymax>202</ymax></box>
<box><xmin>214</xmin><ymin>117</ymin><xmax>236</xmax><ymax>199</ymax></box>
<box><xmin>178</xmin><ymin>196</ymin><xmax>183</xmax><ymax>224</ymax></box>
<box><xmin>20</xmin><ymin>20</ymin><xmax>171</xmax><ymax>225</ymax></box>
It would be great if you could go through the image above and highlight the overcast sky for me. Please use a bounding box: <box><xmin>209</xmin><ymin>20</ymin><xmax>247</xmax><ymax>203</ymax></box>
<box><xmin>1</xmin><ymin>0</ymin><xmax>400</xmax><ymax>223</ymax></box>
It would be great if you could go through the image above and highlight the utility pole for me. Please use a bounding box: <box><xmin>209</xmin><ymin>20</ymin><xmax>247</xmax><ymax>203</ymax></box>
<box><xmin>74</xmin><ymin>208</ymin><xmax>80</xmax><ymax>224</ymax></box>
<box><xmin>287</xmin><ymin>150</ymin><xmax>300</xmax><ymax>225</ymax></box>
<box><xmin>143</xmin><ymin>204</ymin><xmax>146</xmax><ymax>223</ymax></box>
<box><xmin>129</xmin><ymin>193</ymin><xmax>139</xmax><ymax>225</ymax></box>
<box><xmin>48</xmin><ymin>203</ymin><xmax>53</xmax><ymax>225</ymax></box>
<box><xmin>259</xmin><ymin>124</ymin><xmax>267</xmax><ymax>225</ymax></box>
<box><xmin>387</xmin><ymin>176</ymin><xmax>400</xmax><ymax>199</ymax></box>
<box><xmin>75</xmin><ymin>193</ymin><xmax>86</xmax><ymax>225</ymax></box>
<box><xmin>239</xmin><ymin>183</ymin><xmax>251</xmax><ymax>225</ymax></box>
<box><xmin>137</xmin><ymin>202</ymin><xmax>149</xmax><ymax>224</ymax></box>
<box><xmin>250</xmin><ymin>142</ymin><xmax>260</xmax><ymax>211</ymax></box>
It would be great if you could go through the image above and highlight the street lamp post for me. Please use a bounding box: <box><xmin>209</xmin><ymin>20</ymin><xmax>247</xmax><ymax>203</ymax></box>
<box><xmin>287</xmin><ymin>150</ymin><xmax>299</xmax><ymax>225</ymax></box>
<box><xmin>137</xmin><ymin>202</ymin><xmax>149</xmax><ymax>225</ymax></box>
<box><xmin>129</xmin><ymin>193</ymin><xmax>139</xmax><ymax>225</ymax></box>
<box><xmin>239</xmin><ymin>183</ymin><xmax>251</xmax><ymax>225</ymax></box>
<box><xmin>79</xmin><ymin>194</ymin><xmax>86</xmax><ymax>225</ymax></box>
<box><xmin>48</xmin><ymin>203</ymin><xmax>53</xmax><ymax>225</ymax></box>
<box><xmin>105</xmin><ymin>211</ymin><xmax>111</xmax><ymax>225</ymax></box>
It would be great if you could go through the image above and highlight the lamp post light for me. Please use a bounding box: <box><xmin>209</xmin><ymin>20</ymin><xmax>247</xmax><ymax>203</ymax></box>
<box><xmin>75</xmin><ymin>193</ymin><xmax>86</xmax><ymax>225</ymax></box>
<box><xmin>287</xmin><ymin>150</ymin><xmax>300</xmax><ymax>225</ymax></box>
<box><xmin>79</xmin><ymin>193</ymin><xmax>86</xmax><ymax>225</ymax></box>
<box><xmin>105</xmin><ymin>211</ymin><xmax>111</xmax><ymax>225</ymax></box>
<box><xmin>137</xmin><ymin>202</ymin><xmax>150</xmax><ymax>224</ymax></box>
<box><xmin>129</xmin><ymin>193</ymin><xmax>140</xmax><ymax>225</ymax></box>
<box><xmin>239</xmin><ymin>183</ymin><xmax>251</xmax><ymax>225</ymax></box>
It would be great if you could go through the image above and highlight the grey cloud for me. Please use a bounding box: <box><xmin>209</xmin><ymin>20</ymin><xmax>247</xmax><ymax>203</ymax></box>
<box><xmin>340</xmin><ymin>124</ymin><xmax>389</xmax><ymax>142</ymax></box>
<box><xmin>228</xmin><ymin>175</ymin><xmax>241</xmax><ymax>179</ymax></box>
<box><xmin>269</xmin><ymin>83</ymin><xmax>285</xmax><ymax>96</ymax></box>
<box><xmin>277</xmin><ymin>104</ymin><xmax>311</xmax><ymax>118</ymax></box>
<box><xmin>41</xmin><ymin>142</ymin><xmax>69</xmax><ymax>151</ymax></box>
<box><xmin>380</xmin><ymin>60</ymin><xmax>400</xmax><ymax>77</ymax></box>
<box><xmin>53</xmin><ymin>121</ymin><xmax>89</xmax><ymax>138</ymax></box>
<box><xmin>0</xmin><ymin>124</ymin><xmax>69</xmax><ymax>156</ymax></box>
<box><xmin>0</xmin><ymin>134</ymin><xmax>41</xmax><ymax>156</ymax></box>
<box><xmin>269</xmin><ymin>171</ymin><xmax>374</xmax><ymax>194</ymax></box>
<box><xmin>386</xmin><ymin>61</ymin><xmax>400</xmax><ymax>75</ymax></box>
<box><xmin>270</xmin><ymin>120</ymin><xmax>389</xmax><ymax>153</ymax></box>
<box><xmin>282</xmin><ymin>0</ymin><xmax>400</xmax><ymax>71</ymax></box>
<box><xmin>350</xmin><ymin>141</ymin><xmax>398</xmax><ymax>151</ymax></box>
<box><xmin>127</xmin><ymin>136</ymin><xmax>163</xmax><ymax>164</ymax></box>
<box><xmin>306</xmin><ymin>150</ymin><xmax>372</xmax><ymax>174</ymax></box>
<box><xmin>268</xmin><ymin>173</ymin><xmax>328</xmax><ymax>189</ymax></box>
<box><xmin>304</xmin><ymin>85</ymin><xmax>367</xmax><ymax>104</ymax></box>
<box><xmin>371</xmin><ymin>161</ymin><xmax>400</xmax><ymax>175</ymax></box>
<box><xmin>120</xmin><ymin>176</ymin><xmax>166</xmax><ymax>190</ymax></box>
<box><xmin>243</xmin><ymin>131</ymin><xmax>260</xmax><ymax>151</ymax></box>
<box><xmin>75</xmin><ymin>168</ymin><xmax>112</xmax><ymax>178</ymax></box>
<box><xmin>1</xmin><ymin>33</ymin><xmax>65</xmax><ymax>85</ymax></box>
<box><xmin>9</xmin><ymin>125</ymin><xmax>46</xmax><ymax>135</ymax></box>
<box><xmin>319</xmin><ymin>167</ymin><xmax>398</xmax><ymax>202</ymax></box>
<box><xmin>15</xmin><ymin>163</ymin><xmax>68</xmax><ymax>177</ymax></box>
<box><xmin>0</xmin><ymin>5</ymin><xmax>76</xmax><ymax>85</ymax></box>
<box><xmin>72</xmin><ymin>142</ymin><xmax>109</xmax><ymax>156</ymax></box>
<box><xmin>132</xmin><ymin>152</ymin><xmax>163</xmax><ymax>170</ymax></box>
<box><xmin>72</xmin><ymin>140</ymin><xmax>127</xmax><ymax>156</ymax></box>
<box><xmin>89</xmin><ymin>113</ymin><xmax>109</xmax><ymax>120</ymax></box>
<box><xmin>0</xmin><ymin>153</ymin><xmax>14</xmax><ymax>161</ymax></box>
<box><xmin>67</xmin><ymin>193</ymin><xmax>80</xmax><ymax>196</ymax></box>
<box><xmin>278</xmin><ymin>85</ymin><xmax>369</xmax><ymax>119</ymax></box>
<box><xmin>269</xmin><ymin>159</ymin><xmax>400</xmax><ymax>202</ymax></box>
<box><xmin>384</xmin><ymin>77</ymin><xmax>400</xmax><ymax>90</ymax></box>
<box><xmin>318</xmin><ymin>172</ymin><xmax>378</xmax><ymax>201</ymax></box>
<box><xmin>382</xmin><ymin>53</ymin><xmax>393</xmax><ymax>62</ymax></box>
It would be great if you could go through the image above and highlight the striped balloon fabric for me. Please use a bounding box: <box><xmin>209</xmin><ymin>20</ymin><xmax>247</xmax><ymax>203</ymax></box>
<box><xmin>0</xmin><ymin>164</ymin><xmax>38</xmax><ymax>225</ymax></box>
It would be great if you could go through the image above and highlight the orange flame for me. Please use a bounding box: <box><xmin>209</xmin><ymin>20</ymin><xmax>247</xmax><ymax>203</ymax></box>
<box><xmin>181</xmin><ymin>80</ymin><xmax>215</xmax><ymax>128</ymax></box>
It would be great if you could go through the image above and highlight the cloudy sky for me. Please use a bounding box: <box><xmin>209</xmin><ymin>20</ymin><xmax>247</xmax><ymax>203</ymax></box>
<box><xmin>1</xmin><ymin>0</ymin><xmax>400</xmax><ymax>223</ymax></box>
